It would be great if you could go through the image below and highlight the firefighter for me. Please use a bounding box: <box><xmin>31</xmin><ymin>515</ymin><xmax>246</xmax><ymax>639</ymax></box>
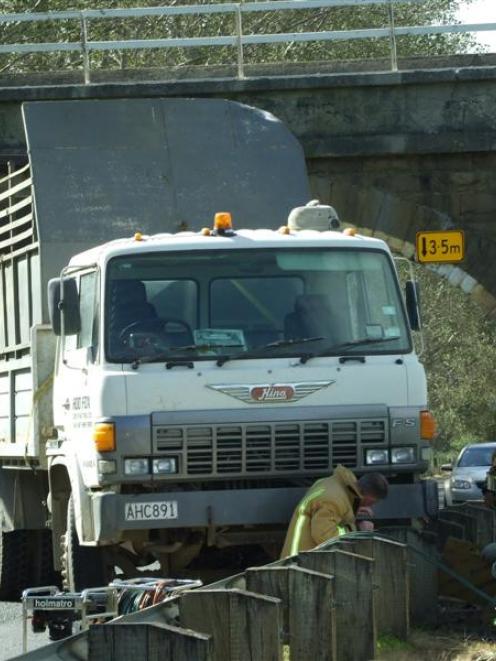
<box><xmin>280</xmin><ymin>465</ymin><xmax>389</xmax><ymax>558</ymax></box>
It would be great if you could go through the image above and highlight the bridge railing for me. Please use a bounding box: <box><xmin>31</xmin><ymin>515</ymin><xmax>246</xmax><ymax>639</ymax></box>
<box><xmin>0</xmin><ymin>0</ymin><xmax>495</xmax><ymax>83</ymax></box>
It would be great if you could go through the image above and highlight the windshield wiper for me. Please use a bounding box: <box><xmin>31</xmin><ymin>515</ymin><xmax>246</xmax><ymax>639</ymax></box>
<box><xmin>172</xmin><ymin>343</ymin><xmax>244</xmax><ymax>353</ymax></box>
<box><xmin>299</xmin><ymin>336</ymin><xmax>401</xmax><ymax>365</ymax></box>
<box><xmin>128</xmin><ymin>344</ymin><xmax>243</xmax><ymax>369</ymax></box>
<box><xmin>128</xmin><ymin>352</ymin><xmax>176</xmax><ymax>369</ymax></box>
<box><xmin>216</xmin><ymin>336</ymin><xmax>325</xmax><ymax>367</ymax></box>
<box><xmin>125</xmin><ymin>337</ymin><xmax>326</xmax><ymax>369</ymax></box>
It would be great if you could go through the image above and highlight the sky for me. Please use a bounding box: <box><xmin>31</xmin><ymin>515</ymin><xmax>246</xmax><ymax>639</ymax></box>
<box><xmin>456</xmin><ymin>0</ymin><xmax>496</xmax><ymax>52</ymax></box>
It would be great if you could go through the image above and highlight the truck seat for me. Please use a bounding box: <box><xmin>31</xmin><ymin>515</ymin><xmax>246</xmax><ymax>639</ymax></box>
<box><xmin>284</xmin><ymin>294</ymin><xmax>333</xmax><ymax>341</ymax></box>
<box><xmin>108</xmin><ymin>280</ymin><xmax>158</xmax><ymax>345</ymax></box>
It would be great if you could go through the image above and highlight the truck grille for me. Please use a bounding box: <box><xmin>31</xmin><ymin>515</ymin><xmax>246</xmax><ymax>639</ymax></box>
<box><xmin>153</xmin><ymin>418</ymin><xmax>387</xmax><ymax>477</ymax></box>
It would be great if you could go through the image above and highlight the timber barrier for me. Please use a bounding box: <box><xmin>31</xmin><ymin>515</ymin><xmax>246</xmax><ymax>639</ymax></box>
<box><xmin>16</xmin><ymin>502</ymin><xmax>496</xmax><ymax>661</ymax></box>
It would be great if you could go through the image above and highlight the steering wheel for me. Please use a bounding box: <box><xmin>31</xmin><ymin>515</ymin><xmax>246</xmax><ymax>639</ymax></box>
<box><xmin>118</xmin><ymin>318</ymin><xmax>192</xmax><ymax>345</ymax></box>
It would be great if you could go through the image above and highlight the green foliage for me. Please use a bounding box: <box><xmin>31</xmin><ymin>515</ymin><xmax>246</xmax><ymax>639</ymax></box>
<box><xmin>377</xmin><ymin>634</ymin><xmax>415</xmax><ymax>653</ymax></box>
<box><xmin>0</xmin><ymin>0</ymin><xmax>481</xmax><ymax>75</ymax></box>
<box><xmin>409</xmin><ymin>264</ymin><xmax>496</xmax><ymax>458</ymax></box>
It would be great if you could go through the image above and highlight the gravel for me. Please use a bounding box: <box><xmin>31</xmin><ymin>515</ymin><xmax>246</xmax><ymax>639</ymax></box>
<box><xmin>0</xmin><ymin>601</ymin><xmax>51</xmax><ymax>660</ymax></box>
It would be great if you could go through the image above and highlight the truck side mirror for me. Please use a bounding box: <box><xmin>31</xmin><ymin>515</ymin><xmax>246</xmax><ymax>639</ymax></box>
<box><xmin>405</xmin><ymin>280</ymin><xmax>421</xmax><ymax>331</ymax></box>
<box><xmin>48</xmin><ymin>277</ymin><xmax>81</xmax><ymax>336</ymax></box>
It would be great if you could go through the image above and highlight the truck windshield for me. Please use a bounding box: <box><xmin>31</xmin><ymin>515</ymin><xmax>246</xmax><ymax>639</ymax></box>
<box><xmin>105</xmin><ymin>248</ymin><xmax>411</xmax><ymax>363</ymax></box>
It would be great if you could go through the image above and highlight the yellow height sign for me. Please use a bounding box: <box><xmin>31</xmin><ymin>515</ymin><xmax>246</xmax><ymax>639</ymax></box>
<box><xmin>415</xmin><ymin>230</ymin><xmax>465</xmax><ymax>264</ymax></box>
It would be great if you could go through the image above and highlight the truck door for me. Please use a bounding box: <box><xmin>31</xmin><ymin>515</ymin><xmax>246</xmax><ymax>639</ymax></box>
<box><xmin>54</xmin><ymin>270</ymin><xmax>99</xmax><ymax>459</ymax></box>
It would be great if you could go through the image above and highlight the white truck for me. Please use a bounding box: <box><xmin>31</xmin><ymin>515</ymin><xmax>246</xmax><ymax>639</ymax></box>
<box><xmin>0</xmin><ymin>98</ymin><xmax>437</xmax><ymax>596</ymax></box>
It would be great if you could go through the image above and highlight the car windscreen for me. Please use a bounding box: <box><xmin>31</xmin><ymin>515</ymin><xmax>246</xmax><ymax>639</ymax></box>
<box><xmin>457</xmin><ymin>447</ymin><xmax>495</xmax><ymax>467</ymax></box>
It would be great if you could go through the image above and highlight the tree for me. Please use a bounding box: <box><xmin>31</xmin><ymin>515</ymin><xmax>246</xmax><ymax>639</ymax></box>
<box><xmin>0</xmin><ymin>0</ymin><xmax>481</xmax><ymax>75</ymax></box>
<box><xmin>403</xmin><ymin>263</ymin><xmax>496</xmax><ymax>460</ymax></box>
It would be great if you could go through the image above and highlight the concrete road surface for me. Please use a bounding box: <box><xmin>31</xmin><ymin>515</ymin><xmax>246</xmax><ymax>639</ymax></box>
<box><xmin>0</xmin><ymin>601</ymin><xmax>50</xmax><ymax>660</ymax></box>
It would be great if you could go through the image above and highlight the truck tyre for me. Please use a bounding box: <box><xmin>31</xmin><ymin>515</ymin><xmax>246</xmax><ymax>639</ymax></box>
<box><xmin>61</xmin><ymin>496</ymin><xmax>109</xmax><ymax>591</ymax></box>
<box><xmin>0</xmin><ymin>528</ymin><xmax>31</xmax><ymax>600</ymax></box>
<box><xmin>29</xmin><ymin>529</ymin><xmax>60</xmax><ymax>589</ymax></box>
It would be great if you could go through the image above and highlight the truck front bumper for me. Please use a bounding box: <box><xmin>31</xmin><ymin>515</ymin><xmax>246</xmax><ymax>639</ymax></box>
<box><xmin>89</xmin><ymin>479</ymin><xmax>439</xmax><ymax>544</ymax></box>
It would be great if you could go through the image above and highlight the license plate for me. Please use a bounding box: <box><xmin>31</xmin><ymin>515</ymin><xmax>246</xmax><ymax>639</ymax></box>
<box><xmin>124</xmin><ymin>500</ymin><xmax>178</xmax><ymax>521</ymax></box>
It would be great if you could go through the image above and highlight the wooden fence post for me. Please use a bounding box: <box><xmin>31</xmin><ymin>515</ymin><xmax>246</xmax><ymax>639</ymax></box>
<box><xmin>180</xmin><ymin>588</ymin><xmax>282</xmax><ymax>661</ymax></box>
<box><xmin>438</xmin><ymin>518</ymin><xmax>466</xmax><ymax>545</ymax></box>
<box><xmin>88</xmin><ymin>621</ymin><xmax>211</xmax><ymax>661</ymax></box>
<box><xmin>440</xmin><ymin>510</ymin><xmax>478</xmax><ymax>544</ymax></box>
<box><xmin>380</xmin><ymin>527</ymin><xmax>438</xmax><ymax>626</ymax></box>
<box><xmin>463</xmin><ymin>505</ymin><xmax>496</xmax><ymax>549</ymax></box>
<box><xmin>334</xmin><ymin>536</ymin><xmax>409</xmax><ymax>639</ymax></box>
<box><xmin>297</xmin><ymin>549</ymin><xmax>375</xmax><ymax>661</ymax></box>
<box><xmin>246</xmin><ymin>565</ymin><xmax>337</xmax><ymax>661</ymax></box>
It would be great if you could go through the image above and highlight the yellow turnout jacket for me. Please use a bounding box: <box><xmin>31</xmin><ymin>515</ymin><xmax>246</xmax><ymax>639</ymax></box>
<box><xmin>280</xmin><ymin>465</ymin><xmax>362</xmax><ymax>558</ymax></box>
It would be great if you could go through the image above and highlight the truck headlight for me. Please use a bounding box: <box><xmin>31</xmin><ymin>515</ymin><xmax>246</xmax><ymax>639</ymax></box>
<box><xmin>451</xmin><ymin>478</ymin><xmax>472</xmax><ymax>490</ymax></box>
<box><xmin>421</xmin><ymin>447</ymin><xmax>432</xmax><ymax>462</ymax></box>
<box><xmin>124</xmin><ymin>458</ymin><xmax>150</xmax><ymax>475</ymax></box>
<box><xmin>152</xmin><ymin>458</ymin><xmax>178</xmax><ymax>474</ymax></box>
<box><xmin>365</xmin><ymin>449</ymin><xmax>389</xmax><ymax>465</ymax></box>
<box><xmin>391</xmin><ymin>447</ymin><xmax>416</xmax><ymax>464</ymax></box>
<box><xmin>98</xmin><ymin>459</ymin><xmax>117</xmax><ymax>475</ymax></box>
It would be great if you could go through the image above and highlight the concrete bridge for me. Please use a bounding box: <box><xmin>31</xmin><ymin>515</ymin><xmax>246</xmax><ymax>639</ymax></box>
<box><xmin>1</xmin><ymin>54</ymin><xmax>496</xmax><ymax>314</ymax></box>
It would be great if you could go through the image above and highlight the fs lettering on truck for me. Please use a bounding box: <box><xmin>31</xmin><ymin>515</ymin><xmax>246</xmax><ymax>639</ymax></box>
<box><xmin>0</xmin><ymin>98</ymin><xmax>437</xmax><ymax>596</ymax></box>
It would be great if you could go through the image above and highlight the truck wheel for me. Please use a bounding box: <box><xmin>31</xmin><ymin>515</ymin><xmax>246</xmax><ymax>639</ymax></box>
<box><xmin>0</xmin><ymin>528</ymin><xmax>31</xmax><ymax>600</ymax></box>
<box><xmin>61</xmin><ymin>496</ymin><xmax>110</xmax><ymax>591</ymax></box>
<box><xmin>29</xmin><ymin>530</ymin><xmax>60</xmax><ymax>589</ymax></box>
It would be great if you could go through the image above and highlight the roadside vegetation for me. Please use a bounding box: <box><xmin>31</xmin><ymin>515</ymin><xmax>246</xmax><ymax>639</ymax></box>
<box><xmin>410</xmin><ymin>265</ymin><xmax>496</xmax><ymax>464</ymax></box>
<box><xmin>0</xmin><ymin>0</ymin><xmax>481</xmax><ymax>75</ymax></box>
<box><xmin>283</xmin><ymin>631</ymin><xmax>496</xmax><ymax>660</ymax></box>
<box><xmin>377</xmin><ymin>630</ymin><xmax>496</xmax><ymax>660</ymax></box>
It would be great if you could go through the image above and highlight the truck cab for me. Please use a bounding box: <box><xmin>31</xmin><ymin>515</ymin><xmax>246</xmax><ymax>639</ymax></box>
<box><xmin>0</xmin><ymin>97</ymin><xmax>436</xmax><ymax>595</ymax></box>
<box><xmin>47</xmin><ymin>206</ymin><xmax>437</xmax><ymax>588</ymax></box>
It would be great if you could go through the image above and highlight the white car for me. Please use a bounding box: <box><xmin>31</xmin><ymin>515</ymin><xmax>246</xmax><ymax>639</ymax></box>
<box><xmin>443</xmin><ymin>442</ymin><xmax>496</xmax><ymax>506</ymax></box>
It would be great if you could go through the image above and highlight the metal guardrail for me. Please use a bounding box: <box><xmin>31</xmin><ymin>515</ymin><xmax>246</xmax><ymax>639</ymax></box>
<box><xmin>0</xmin><ymin>0</ymin><xmax>495</xmax><ymax>83</ymax></box>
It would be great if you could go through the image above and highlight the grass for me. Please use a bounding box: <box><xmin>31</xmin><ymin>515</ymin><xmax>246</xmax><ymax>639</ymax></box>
<box><xmin>377</xmin><ymin>634</ymin><xmax>416</xmax><ymax>656</ymax></box>
<box><xmin>283</xmin><ymin>631</ymin><xmax>496</xmax><ymax>660</ymax></box>
<box><xmin>376</xmin><ymin>630</ymin><xmax>496</xmax><ymax>661</ymax></box>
